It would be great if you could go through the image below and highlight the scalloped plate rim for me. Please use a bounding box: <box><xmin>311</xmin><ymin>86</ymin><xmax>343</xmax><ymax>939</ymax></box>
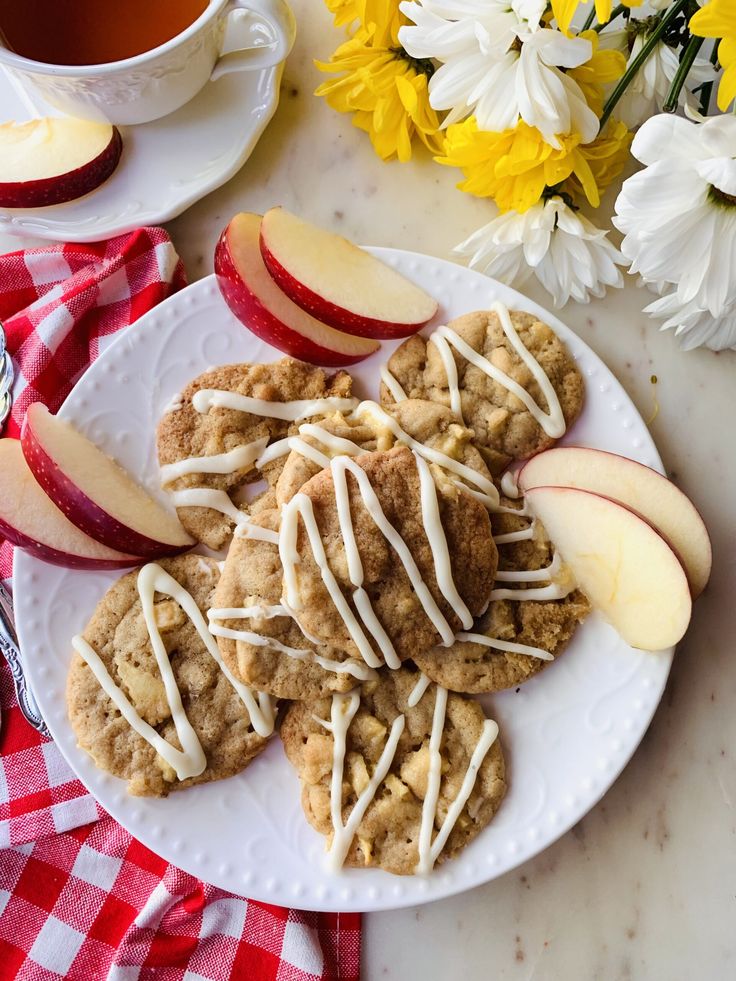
<box><xmin>14</xmin><ymin>251</ymin><xmax>674</xmax><ymax>912</ymax></box>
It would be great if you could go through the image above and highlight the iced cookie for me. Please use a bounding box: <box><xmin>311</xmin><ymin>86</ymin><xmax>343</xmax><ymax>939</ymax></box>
<box><xmin>67</xmin><ymin>555</ymin><xmax>274</xmax><ymax>797</ymax></box>
<box><xmin>281</xmin><ymin>445</ymin><xmax>497</xmax><ymax>669</ymax></box>
<box><xmin>281</xmin><ymin>669</ymin><xmax>506</xmax><ymax>875</ymax></box>
<box><xmin>380</xmin><ymin>304</ymin><xmax>584</xmax><ymax>473</ymax></box>
<box><xmin>414</xmin><ymin>498</ymin><xmax>590</xmax><ymax>692</ymax></box>
<box><xmin>275</xmin><ymin>398</ymin><xmax>496</xmax><ymax>507</ymax></box>
<box><xmin>211</xmin><ymin>509</ymin><xmax>372</xmax><ymax>700</ymax></box>
<box><xmin>157</xmin><ymin>359</ymin><xmax>355</xmax><ymax>549</ymax></box>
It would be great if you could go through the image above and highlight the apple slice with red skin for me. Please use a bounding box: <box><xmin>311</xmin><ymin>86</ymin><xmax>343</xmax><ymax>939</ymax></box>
<box><xmin>518</xmin><ymin>446</ymin><xmax>711</xmax><ymax>597</ymax></box>
<box><xmin>0</xmin><ymin>117</ymin><xmax>122</xmax><ymax>208</ymax></box>
<box><xmin>524</xmin><ymin>485</ymin><xmax>692</xmax><ymax>651</ymax></box>
<box><xmin>259</xmin><ymin>206</ymin><xmax>438</xmax><ymax>339</ymax></box>
<box><xmin>215</xmin><ymin>212</ymin><xmax>380</xmax><ymax>366</ymax></box>
<box><xmin>21</xmin><ymin>403</ymin><xmax>193</xmax><ymax>559</ymax></box>
<box><xmin>0</xmin><ymin>439</ymin><xmax>139</xmax><ymax>570</ymax></box>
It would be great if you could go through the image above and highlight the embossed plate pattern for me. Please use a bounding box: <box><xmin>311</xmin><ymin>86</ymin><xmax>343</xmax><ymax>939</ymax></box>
<box><xmin>14</xmin><ymin>252</ymin><xmax>673</xmax><ymax>912</ymax></box>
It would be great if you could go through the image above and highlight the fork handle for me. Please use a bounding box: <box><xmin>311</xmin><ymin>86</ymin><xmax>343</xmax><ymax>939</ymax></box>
<box><xmin>0</xmin><ymin>583</ymin><xmax>51</xmax><ymax>738</ymax></box>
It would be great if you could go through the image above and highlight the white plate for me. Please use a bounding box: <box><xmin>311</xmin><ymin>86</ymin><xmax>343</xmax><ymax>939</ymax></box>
<box><xmin>14</xmin><ymin>251</ymin><xmax>673</xmax><ymax>912</ymax></box>
<box><xmin>0</xmin><ymin>53</ymin><xmax>284</xmax><ymax>242</ymax></box>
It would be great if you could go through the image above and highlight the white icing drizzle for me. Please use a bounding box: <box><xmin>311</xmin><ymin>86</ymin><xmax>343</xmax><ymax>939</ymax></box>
<box><xmin>490</xmin><ymin>581</ymin><xmax>575</xmax><ymax>602</ymax></box>
<box><xmin>428</xmin><ymin>301</ymin><xmax>566</xmax><ymax>439</ymax></box>
<box><xmin>431</xmin><ymin>333</ymin><xmax>463</xmax><ymax>420</ymax></box>
<box><xmin>419</xmin><ymin>717</ymin><xmax>498</xmax><ymax>873</ymax></box>
<box><xmin>500</xmin><ymin>469</ymin><xmax>522</xmax><ymax>499</ymax></box>
<box><xmin>72</xmin><ymin>634</ymin><xmax>207</xmax><ymax>781</ymax></box>
<box><xmin>72</xmin><ymin>563</ymin><xmax>275</xmax><ymax>784</ymax></box>
<box><xmin>192</xmin><ymin>389</ymin><xmax>358</xmax><ymax>421</ymax></box>
<box><xmin>495</xmin><ymin>551</ymin><xmax>561</xmax><ymax>582</ymax></box>
<box><xmin>315</xmin><ymin>681</ymin><xmax>499</xmax><ymax>873</ymax></box>
<box><xmin>414</xmin><ymin>454</ymin><xmax>473</xmax><ymax>630</ymax></box>
<box><xmin>319</xmin><ymin>691</ymin><xmax>406</xmax><ymax>871</ymax></box>
<box><xmin>206</xmin><ymin>606</ymin><xmax>376</xmax><ymax>681</ymax></box>
<box><xmin>160</xmin><ymin>438</ymin><xmax>270</xmax><ymax>485</ymax></box>
<box><xmin>380</xmin><ymin>364</ymin><xmax>407</xmax><ymax>403</ymax></box>
<box><xmin>493</xmin><ymin>523</ymin><xmax>535</xmax><ymax>544</ymax></box>
<box><xmin>455</xmin><ymin>631</ymin><xmax>554</xmax><ymax>661</ymax></box>
<box><xmin>353</xmin><ymin>401</ymin><xmax>500</xmax><ymax>509</ymax></box>
<box><xmin>169</xmin><ymin>488</ymin><xmax>279</xmax><ymax>543</ymax></box>
<box><xmin>280</xmin><ymin>492</ymin><xmax>383</xmax><ymax>670</ymax></box>
<box><xmin>298</xmin><ymin>424</ymin><xmax>365</xmax><ymax>458</ymax></box>
<box><xmin>331</xmin><ymin>455</ymin><xmax>458</xmax><ymax>649</ymax></box>
<box><xmin>287</xmin><ymin>436</ymin><xmax>331</xmax><ymax>470</ymax></box>
<box><xmin>164</xmin><ymin>392</ymin><xmax>183</xmax><ymax>413</ymax></box>
<box><xmin>407</xmin><ymin>672</ymin><xmax>432</xmax><ymax>708</ymax></box>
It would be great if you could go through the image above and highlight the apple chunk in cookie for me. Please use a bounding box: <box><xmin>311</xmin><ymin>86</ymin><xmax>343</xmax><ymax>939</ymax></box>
<box><xmin>280</xmin><ymin>446</ymin><xmax>497</xmax><ymax>669</ymax></box>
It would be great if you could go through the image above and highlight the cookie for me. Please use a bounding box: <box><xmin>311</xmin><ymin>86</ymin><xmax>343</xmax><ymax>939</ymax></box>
<box><xmin>414</xmin><ymin>499</ymin><xmax>590</xmax><ymax>692</ymax></box>
<box><xmin>281</xmin><ymin>669</ymin><xmax>506</xmax><ymax>875</ymax></box>
<box><xmin>67</xmin><ymin>555</ymin><xmax>273</xmax><ymax>797</ymax></box>
<box><xmin>157</xmin><ymin>359</ymin><xmax>354</xmax><ymax>549</ymax></box>
<box><xmin>211</xmin><ymin>509</ymin><xmax>370</xmax><ymax>700</ymax></box>
<box><xmin>381</xmin><ymin>307</ymin><xmax>584</xmax><ymax>473</ymax></box>
<box><xmin>281</xmin><ymin>446</ymin><xmax>497</xmax><ymax>668</ymax></box>
<box><xmin>275</xmin><ymin>398</ymin><xmax>495</xmax><ymax>507</ymax></box>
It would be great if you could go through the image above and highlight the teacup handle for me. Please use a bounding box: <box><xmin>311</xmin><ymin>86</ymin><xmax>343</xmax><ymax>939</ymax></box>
<box><xmin>210</xmin><ymin>0</ymin><xmax>296</xmax><ymax>79</ymax></box>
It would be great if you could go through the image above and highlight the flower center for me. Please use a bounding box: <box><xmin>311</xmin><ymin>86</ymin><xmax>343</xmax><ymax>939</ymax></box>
<box><xmin>708</xmin><ymin>185</ymin><xmax>736</xmax><ymax>209</ymax></box>
<box><xmin>390</xmin><ymin>46</ymin><xmax>435</xmax><ymax>78</ymax></box>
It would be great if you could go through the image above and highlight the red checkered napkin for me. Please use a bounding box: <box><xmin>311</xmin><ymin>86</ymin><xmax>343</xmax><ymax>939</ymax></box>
<box><xmin>0</xmin><ymin>232</ymin><xmax>361</xmax><ymax>981</ymax></box>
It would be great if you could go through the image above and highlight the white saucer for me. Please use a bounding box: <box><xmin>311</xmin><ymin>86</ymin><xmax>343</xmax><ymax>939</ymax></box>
<box><xmin>0</xmin><ymin>57</ymin><xmax>285</xmax><ymax>243</ymax></box>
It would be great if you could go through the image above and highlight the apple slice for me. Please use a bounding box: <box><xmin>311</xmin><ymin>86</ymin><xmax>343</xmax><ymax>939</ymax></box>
<box><xmin>518</xmin><ymin>447</ymin><xmax>711</xmax><ymax>597</ymax></box>
<box><xmin>21</xmin><ymin>403</ymin><xmax>193</xmax><ymax>559</ymax></box>
<box><xmin>0</xmin><ymin>117</ymin><xmax>122</xmax><ymax>208</ymax></box>
<box><xmin>215</xmin><ymin>213</ymin><xmax>380</xmax><ymax>366</ymax></box>
<box><xmin>0</xmin><ymin>439</ymin><xmax>139</xmax><ymax>569</ymax></box>
<box><xmin>525</xmin><ymin>486</ymin><xmax>692</xmax><ymax>651</ymax></box>
<box><xmin>259</xmin><ymin>207</ymin><xmax>438</xmax><ymax>339</ymax></box>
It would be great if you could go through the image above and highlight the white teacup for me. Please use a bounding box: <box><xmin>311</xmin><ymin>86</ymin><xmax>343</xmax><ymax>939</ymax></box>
<box><xmin>0</xmin><ymin>0</ymin><xmax>296</xmax><ymax>125</ymax></box>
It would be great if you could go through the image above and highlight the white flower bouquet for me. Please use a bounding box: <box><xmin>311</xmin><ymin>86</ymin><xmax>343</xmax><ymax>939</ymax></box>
<box><xmin>316</xmin><ymin>0</ymin><xmax>736</xmax><ymax>351</ymax></box>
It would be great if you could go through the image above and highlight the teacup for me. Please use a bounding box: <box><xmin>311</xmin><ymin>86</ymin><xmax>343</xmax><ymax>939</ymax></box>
<box><xmin>0</xmin><ymin>0</ymin><xmax>296</xmax><ymax>125</ymax></box>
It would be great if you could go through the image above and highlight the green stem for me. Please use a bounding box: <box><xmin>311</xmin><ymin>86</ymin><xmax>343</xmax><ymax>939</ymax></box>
<box><xmin>593</xmin><ymin>4</ymin><xmax>626</xmax><ymax>32</ymax></box>
<box><xmin>581</xmin><ymin>6</ymin><xmax>597</xmax><ymax>31</ymax></box>
<box><xmin>663</xmin><ymin>35</ymin><xmax>705</xmax><ymax>112</ymax></box>
<box><xmin>598</xmin><ymin>0</ymin><xmax>691</xmax><ymax>133</ymax></box>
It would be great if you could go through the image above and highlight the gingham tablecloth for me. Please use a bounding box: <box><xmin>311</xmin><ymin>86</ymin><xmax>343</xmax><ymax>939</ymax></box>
<box><xmin>0</xmin><ymin>231</ymin><xmax>361</xmax><ymax>981</ymax></box>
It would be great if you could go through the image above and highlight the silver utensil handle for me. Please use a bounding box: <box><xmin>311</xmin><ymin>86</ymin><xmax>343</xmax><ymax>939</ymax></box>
<box><xmin>0</xmin><ymin>582</ymin><xmax>50</xmax><ymax>738</ymax></box>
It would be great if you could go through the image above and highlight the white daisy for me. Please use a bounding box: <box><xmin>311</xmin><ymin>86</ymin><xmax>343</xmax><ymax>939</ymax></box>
<box><xmin>398</xmin><ymin>1</ymin><xmax>599</xmax><ymax>146</ymax></box>
<box><xmin>615</xmin><ymin>35</ymin><xmax>716</xmax><ymax>129</ymax></box>
<box><xmin>455</xmin><ymin>196</ymin><xmax>625</xmax><ymax>308</ymax></box>
<box><xmin>643</xmin><ymin>290</ymin><xmax>736</xmax><ymax>352</ymax></box>
<box><xmin>614</xmin><ymin>114</ymin><xmax>736</xmax><ymax>317</ymax></box>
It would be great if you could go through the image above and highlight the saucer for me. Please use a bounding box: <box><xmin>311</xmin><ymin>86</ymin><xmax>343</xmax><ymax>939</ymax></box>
<box><xmin>0</xmin><ymin>57</ymin><xmax>286</xmax><ymax>243</ymax></box>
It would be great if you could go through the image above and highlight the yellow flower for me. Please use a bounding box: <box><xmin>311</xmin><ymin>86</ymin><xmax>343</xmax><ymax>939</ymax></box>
<box><xmin>563</xmin><ymin>119</ymin><xmax>632</xmax><ymax>204</ymax></box>
<box><xmin>325</xmin><ymin>0</ymin><xmax>364</xmax><ymax>29</ymax></box>
<box><xmin>315</xmin><ymin>14</ymin><xmax>442</xmax><ymax>162</ymax></box>
<box><xmin>437</xmin><ymin>119</ymin><xmax>587</xmax><ymax>212</ymax></box>
<box><xmin>552</xmin><ymin>0</ymin><xmax>642</xmax><ymax>34</ymax></box>
<box><xmin>690</xmin><ymin>0</ymin><xmax>736</xmax><ymax>111</ymax></box>
<box><xmin>437</xmin><ymin>117</ymin><xmax>632</xmax><ymax>213</ymax></box>
<box><xmin>567</xmin><ymin>31</ymin><xmax>626</xmax><ymax>116</ymax></box>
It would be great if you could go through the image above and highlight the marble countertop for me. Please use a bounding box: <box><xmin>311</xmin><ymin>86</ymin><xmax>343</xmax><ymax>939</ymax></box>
<box><xmin>4</xmin><ymin>2</ymin><xmax>735</xmax><ymax>977</ymax></box>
